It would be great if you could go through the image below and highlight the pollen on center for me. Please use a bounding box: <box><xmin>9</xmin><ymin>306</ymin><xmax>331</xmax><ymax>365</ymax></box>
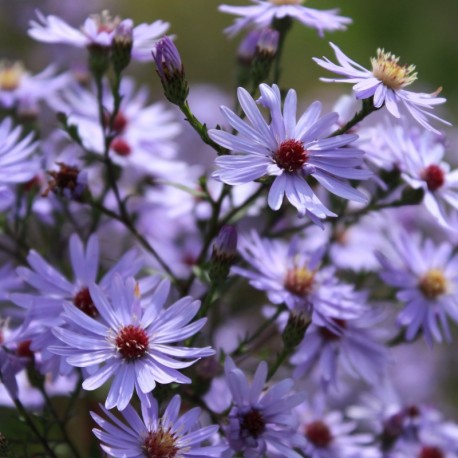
<box><xmin>285</xmin><ymin>266</ymin><xmax>315</xmax><ymax>297</ymax></box>
<box><xmin>115</xmin><ymin>324</ymin><xmax>149</xmax><ymax>360</ymax></box>
<box><xmin>371</xmin><ymin>49</ymin><xmax>417</xmax><ymax>90</ymax></box>
<box><xmin>418</xmin><ymin>268</ymin><xmax>448</xmax><ymax>300</ymax></box>
<box><xmin>274</xmin><ymin>139</ymin><xmax>308</xmax><ymax>173</ymax></box>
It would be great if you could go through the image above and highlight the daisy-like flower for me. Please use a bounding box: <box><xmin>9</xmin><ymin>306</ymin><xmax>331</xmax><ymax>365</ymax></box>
<box><xmin>13</xmin><ymin>233</ymin><xmax>142</xmax><ymax>323</ymax></box>
<box><xmin>11</xmin><ymin>234</ymin><xmax>142</xmax><ymax>378</ymax></box>
<box><xmin>0</xmin><ymin>117</ymin><xmax>40</xmax><ymax>211</ymax></box>
<box><xmin>0</xmin><ymin>61</ymin><xmax>70</xmax><ymax>113</ymax></box>
<box><xmin>290</xmin><ymin>311</ymin><xmax>388</xmax><ymax>390</ymax></box>
<box><xmin>233</xmin><ymin>231</ymin><xmax>364</xmax><ymax>324</ymax></box>
<box><xmin>313</xmin><ymin>43</ymin><xmax>450</xmax><ymax>134</ymax></box>
<box><xmin>219</xmin><ymin>0</ymin><xmax>351</xmax><ymax>38</ymax></box>
<box><xmin>50</xmin><ymin>275</ymin><xmax>214</xmax><ymax>410</ymax></box>
<box><xmin>376</xmin><ymin>229</ymin><xmax>458</xmax><ymax>346</ymax></box>
<box><xmin>50</xmin><ymin>77</ymin><xmax>181</xmax><ymax>175</ymax></box>
<box><xmin>91</xmin><ymin>394</ymin><xmax>226</xmax><ymax>457</ymax></box>
<box><xmin>395</xmin><ymin>127</ymin><xmax>458</xmax><ymax>230</ymax></box>
<box><xmin>294</xmin><ymin>400</ymin><xmax>380</xmax><ymax>458</ymax></box>
<box><xmin>209</xmin><ymin>84</ymin><xmax>370</xmax><ymax>224</ymax></box>
<box><xmin>28</xmin><ymin>10</ymin><xmax>169</xmax><ymax>62</ymax></box>
<box><xmin>224</xmin><ymin>356</ymin><xmax>305</xmax><ymax>457</ymax></box>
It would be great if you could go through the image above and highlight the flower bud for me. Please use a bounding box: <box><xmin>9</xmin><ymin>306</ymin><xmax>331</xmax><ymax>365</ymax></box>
<box><xmin>209</xmin><ymin>225</ymin><xmax>238</xmax><ymax>284</ymax></box>
<box><xmin>251</xmin><ymin>28</ymin><xmax>279</xmax><ymax>85</ymax></box>
<box><xmin>236</xmin><ymin>30</ymin><xmax>262</xmax><ymax>86</ymax></box>
<box><xmin>152</xmin><ymin>36</ymin><xmax>189</xmax><ymax>105</ymax></box>
<box><xmin>112</xmin><ymin>20</ymin><xmax>133</xmax><ymax>73</ymax></box>
<box><xmin>88</xmin><ymin>44</ymin><xmax>111</xmax><ymax>79</ymax></box>
<box><xmin>282</xmin><ymin>312</ymin><xmax>311</xmax><ymax>349</ymax></box>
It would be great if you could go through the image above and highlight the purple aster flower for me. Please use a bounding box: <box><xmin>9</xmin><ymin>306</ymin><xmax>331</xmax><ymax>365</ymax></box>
<box><xmin>219</xmin><ymin>1</ymin><xmax>351</xmax><ymax>38</ymax></box>
<box><xmin>224</xmin><ymin>356</ymin><xmax>305</xmax><ymax>457</ymax></box>
<box><xmin>49</xmin><ymin>77</ymin><xmax>181</xmax><ymax>175</ymax></box>
<box><xmin>290</xmin><ymin>310</ymin><xmax>388</xmax><ymax>390</ymax></box>
<box><xmin>50</xmin><ymin>275</ymin><xmax>214</xmax><ymax>410</ymax></box>
<box><xmin>209</xmin><ymin>83</ymin><xmax>370</xmax><ymax>224</ymax></box>
<box><xmin>28</xmin><ymin>10</ymin><xmax>169</xmax><ymax>62</ymax></box>
<box><xmin>11</xmin><ymin>233</ymin><xmax>143</xmax><ymax>377</ymax></box>
<box><xmin>294</xmin><ymin>400</ymin><xmax>380</xmax><ymax>458</ymax></box>
<box><xmin>361</xmin><ymin>121</ymin><xmax>458</xmax><ymax>230</ymax></box>
<box><xmin>0</xmin><ymin>60</ymin><xmax>70</xmax><ymax>114</ymax></box>
<box><xmin>91</xmin><ymin>394</ymin><xmax>226</xmax><ymax>457</ymax></box>
<box><xmin>396</xmin><ymin>128</ymin><xmax>458</xmax><ymax>230</ymax></box>
<box><xmin>233</xmin><ymin>231</ymin><xmax>364</xmax><ymax>324</ymax></box>
<box><xmin>376</xmin><ymin>229</ymin><xmax>458</xmax><ymax>346</ymax></box>
<box><xmin>313</xmin><ymin>43</ymin><xmax>450</xmax><ymax>134</ymax></box>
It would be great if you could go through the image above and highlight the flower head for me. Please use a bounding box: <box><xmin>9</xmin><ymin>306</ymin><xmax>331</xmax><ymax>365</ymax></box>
<box><xmin>290</xmin><ymin>311</ymin><xmax>388</xmax><ymax>389</ymax></box>
<box><xmin>50</xmin><ymin>275</ymin><xmax>214</xmax><ymax>410</ymax></box>
<box><xmin>224</xmin><ymin>356</ymin><xmax>305</xmax><ymax>457</ymax></box>
<box><xmin>209</xmin><ymin>84</ymin><xmax>370</xmax><ymax>224</ymax></box>
<box><xmin>233</xmin><ymin>231</ymin><xmax>365</xmax><ymax>324</ymax></box>
<box><xmin>295</xmin><ymin>401</ymin><xmax>379</xmax><ymax>458</ymax></box>
<box><xmin>376</xmin><ymin>229</ymin><xmax>458</xmax><ymax>346</ymax></box>
<box><xmin>219</xmin><ymin>0</ymin><xmax>351</xmax><ymax>37</ymax></box>
<box><xmin>28</xmin><ymin>10</ymin><xmax>169</xmax><ymax>62</ymax></box>
<box><xmin>91</xmin><ymin>394</ymin><xmax>226</xmax><ymax>457</ymax></box>
<box><xmin>0</xmin><ymin>61</ymin><xmax>70</xmax><ymax>115</ymax></box>
<box><xmin>314</xmin><ymin>43</ymin><xmax>450</xmax><ymax>133</ymax></box>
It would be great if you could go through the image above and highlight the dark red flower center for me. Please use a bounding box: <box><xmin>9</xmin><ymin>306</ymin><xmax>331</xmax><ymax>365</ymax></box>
<box><xmin>241</xmin><ymin>408</ymin><xmax>266</xmax><ymax>439</ymax></box>
<box><xmin>73</xmin><ymin>287</ymin><xmax>98</xmax><ymax>318</ymax></box>
<box><xmin>274</xmin><ymin>139</ymin><xmax>308</xmax><ymax>172</ymax></box>
<box><xmin>305</xmin><ymin>420</ymin><xmax>333</xmax><ymax>448</ymax></box>
<box><xmin>319</xmin><ymin>319</ymin><xmax>347</xmax><ymax>341</ymax></box>
<box><xmin>405</xmin><ymin>405</ymin><xmax>420</xmax><ymax>417</ymax></box>
<box><xmin>115</xmin><ymin>325</ymin><xmax>149</xmax><ymax>360</ymax></box>
<box><xmin>419</xmin><ymin>446</ymin><xmax>444</xmax><ymax>458</ymax></box>
<box><xmin>111</xmin><ymin>138</ymin><xmax>132</xmax><ymax>156</ymax></box>
<box><xmin>142</xmin><ymin>428</ymin><xmax>179</xmax><ymax>458</ymax></box>
<box><xmin>421</xmin><ymin>164</ymin><xmax>445</xmax><ymax>191</ymax></box>
<box><xmin>16</xmin><ymin>340</ymin><xmax>33</xmax><ymax>358</ymax></box>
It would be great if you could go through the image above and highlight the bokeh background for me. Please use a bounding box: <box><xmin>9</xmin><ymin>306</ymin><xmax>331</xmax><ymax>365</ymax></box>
<box><xmin>1</xmin><ymin>0</ymin><xmax>458</xmax><ymax>118</ymax></box>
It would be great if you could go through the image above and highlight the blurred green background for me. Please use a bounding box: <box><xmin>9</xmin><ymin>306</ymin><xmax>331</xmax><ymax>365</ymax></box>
<box><xmin>1</xmin><ymin>0</ymin><xmax>457</xmax><ymax>119</ymax></box>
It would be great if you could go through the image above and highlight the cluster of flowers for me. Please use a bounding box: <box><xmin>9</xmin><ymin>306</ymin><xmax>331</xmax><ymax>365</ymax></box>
<box><xmin>0</xmin><ymin>1</ymin><xmax>457</xmax><ymax>457</ymax></box>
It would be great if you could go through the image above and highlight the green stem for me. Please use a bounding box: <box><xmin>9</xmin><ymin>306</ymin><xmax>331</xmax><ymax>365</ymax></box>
<box><xmin>330</xmin><ymin>98</ymin><xmax>378</xmax><ymax>137</ymax></box>
<box><xmin>271</xmin><ymin>16</ymin><xmax>293</xmax><ymax>84</ymax></box>
<box><xmin>38</xmin><ymin>385</ymin><xmax>82</xmax><ymax>458</ymax></box>
<box><xmin>267</xmin><ymin>346</ymin><xmax>290</xmax><ymax>380</ymax></box>
<box><xmin>10</xmin><ymin>395</ymin><xmax>58</xmax><ymax>458</ymax></box>
<box><xmin>179</xmin><ymin>101</ymin><xmax>227</xmax><ymax>155</ymax></box>
<box><xmin>232</xmin><ymin>306</ymin><xmax>284</xmax><ymax>358</ymax></box>
<box><xmin>88</xmin><ymin>198</ymin><xmax>180</xmax><ymax>286</ymax></box>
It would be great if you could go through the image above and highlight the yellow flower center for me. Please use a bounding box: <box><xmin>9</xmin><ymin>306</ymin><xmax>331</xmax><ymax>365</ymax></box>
<box><xmin>371</xmin><ymin>49</ymin><xmax>417</xmax><ymax>90</ymax></box>
<box><xmin>418</xmin><ymin>269</ymin><xmax>447</xmax><ymax>299</ymax></box>
<box><xmin>285</xmin><ymin>267</ymin><xmax>315</xmax><ymax>296</ymax></box>
<box><xmin>0</xmin><ymin>61</ymin><xmax>25</xmax><ymax>91</ymax></box>
<box><xmin>269</xmin><ymin>0</ymin><xmax>304</xmax><ymax>5</ymax></box>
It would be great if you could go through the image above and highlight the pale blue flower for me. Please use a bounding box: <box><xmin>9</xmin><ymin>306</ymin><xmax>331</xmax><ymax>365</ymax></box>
<box><xmin>219</xmin><ymin>1</ymin><xmax>351</xmax><ymax>38</ymax></box>
<box><xmin>91</xmin><ymin>394</ymin><xmax>226</xmax><ymax>457</ymax></box>
<box><xmin>209</xmin><ymin>84</ymin><xmax>370</xmax><ymax>224</ymax></box>
<box><xmin>314</xmin><ymin>43</ymin><xmax>450</xmax><ymax>134</ymax></box>
<box><xmin>50</xmin><ymin>274</ymin><xmax>214</xmax><ymax>410</ymax></box>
